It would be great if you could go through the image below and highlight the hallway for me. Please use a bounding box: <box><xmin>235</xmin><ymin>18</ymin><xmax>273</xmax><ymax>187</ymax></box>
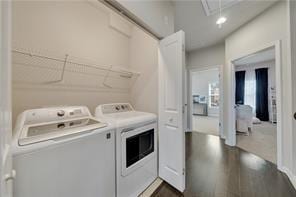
<box><xmin>192</xmin><ymin>115</ymin><xmax>219</xmax><ymax>136</ymax></box>
<box><xmin>152</xmin><ymin>132</ymin><xmax>296</xmax><ymax>197</ymax></box>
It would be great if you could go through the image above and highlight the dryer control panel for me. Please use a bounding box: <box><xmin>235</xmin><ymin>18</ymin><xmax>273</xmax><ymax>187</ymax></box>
<box><xmin>99</xmin><ymin>103</ymin><xmax>134</xmax><ymax>114</ymax></box>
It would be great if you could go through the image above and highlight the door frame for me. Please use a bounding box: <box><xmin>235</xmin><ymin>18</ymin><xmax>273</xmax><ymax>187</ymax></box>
<box><xmin>289</xmin><ymin>0</ymin><xmax>296</xmax><ymax>184</ymax></box>
<box><xmin>0</xmin><ymin>1</ymin><xmax>13</xmax><ymax>196</ymax></box>
<box><xmin>228</xmin><ymin>40</ymin><xmax>282</xmax><ymax>168</ymax></box>
<box><xmin>188</xmin><ymin>65</ymin><xmax>224</xmax><ymax>138</ymax></box>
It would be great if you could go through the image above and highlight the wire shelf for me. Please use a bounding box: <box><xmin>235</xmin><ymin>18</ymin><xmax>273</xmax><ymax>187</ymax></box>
<box><xmin>12</xmin><ymin>48</ymin><xmax>140</xmax><ymax>91</ymax></box>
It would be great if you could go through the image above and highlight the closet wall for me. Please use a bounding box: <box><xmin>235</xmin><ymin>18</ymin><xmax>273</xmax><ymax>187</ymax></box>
<box><xmin>129</xmin><ymin>27</ymin><xmax>159</xmax><ymax>114</ymax></box>
<box><xmin>12</xmin><ymin>1</ymin><xmax>159</xmax><ymax>125</ymax></box>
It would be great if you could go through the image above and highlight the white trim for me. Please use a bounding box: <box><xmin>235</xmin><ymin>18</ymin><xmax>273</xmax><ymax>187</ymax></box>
<box><xmin>187</xmin><ymin>65</ymin><xmax>220</xmax><ymax>72</ymax></box>
<box><xmin>288</xmin><ymin>0</ymin><xmax>296</xmax><ymax>185</ymax></box>
<box><xmin>228</xmin><ymin>40</ymin><xmax>283</xmax><ymax>170</ymax></box>
<box><xmin>292</xmin><ymin>4</ymin><xmax>296</xmax><ymax>186</ymax></box>
<box><xmin>281</xmin><ymin>166</ymin><xmax>296</xmax><ymax>190</ymax></box>
<box><xmin>0</xmin><ymin>1</ymin><xmax>12</xmax><ymax>197</ymax></box>
<box><xmin>184</xmin><ymin>64</ymin><xmax>189</xmax><ymax>132</ymax></box>
<box><xmin>188</xmin><ymin>65</ymin><xmax>223</xmax><ymax>137</ymax></box>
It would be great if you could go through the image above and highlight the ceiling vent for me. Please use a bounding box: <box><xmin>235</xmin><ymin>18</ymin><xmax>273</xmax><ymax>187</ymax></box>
<box><xmin>201</xmin><ymin>0</ymin><xmax>242</xmax><ymax>16</ymax></box>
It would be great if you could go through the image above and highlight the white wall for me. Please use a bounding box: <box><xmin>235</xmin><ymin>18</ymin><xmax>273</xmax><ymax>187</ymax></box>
<box><xmin>191</xmin><ymin>69</ymin><xmax>219</xmax><ymax>116</ymax></box>
<box><xmin>187</xmin><ymin>43</ymin><xmax>225</xmax><ymax>69</ymax></box>
<box><xmin>225</xmin><ymin>1</ymin><xmax>293</xmax><ymax>175</ymax></box>
<box><xmin>129</xmin><ymin>26</ymin><xmax>159</xmax><ymax>114</ymax></box>
<box><xmin>11</xmin><ymin>1</ymin><xmax>133</xmax><ymax>125</ymax></box>
<box><xmin>289</xmin><ymin>0</ymin><xmax>296</xmax><ymax>184</ymax></box>
<box><xmin>235</xmin><ymin>60</ymin><xmax>276</xmax><ymax>120</ymax></box>
<box><xmin>115</xmin><ymin>0</ymin><xmax>174</xmax><ymax>38</ymax></box>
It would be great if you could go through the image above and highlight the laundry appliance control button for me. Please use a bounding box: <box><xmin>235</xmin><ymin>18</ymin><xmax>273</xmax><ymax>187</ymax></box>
<box><xmin>57</xmin><ymin>110</ymin><xmax>65</xmax><ymax>117</ymax></box>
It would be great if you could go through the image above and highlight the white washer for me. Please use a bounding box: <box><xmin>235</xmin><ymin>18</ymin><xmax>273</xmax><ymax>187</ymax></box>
<box><xmin>12</xmin><ymin>106</ymin><xmax>116</xmax><ymax>197</ymax></box>
<box><xmin>96</xmin><ymin>103</ymin><xmax>157</xmax><ymax>197</ymax></box>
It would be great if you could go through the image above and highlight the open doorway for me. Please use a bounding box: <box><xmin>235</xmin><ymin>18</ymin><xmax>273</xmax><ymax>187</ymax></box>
<box><xmin>232</xmin><ymin>47</ymin><xmax>278</xmax><ymax>164</ymax></box>
<box><xmin>189</xmin><ymin>67</ymin><xmax>221</xmax><ymax>136</ymax></box>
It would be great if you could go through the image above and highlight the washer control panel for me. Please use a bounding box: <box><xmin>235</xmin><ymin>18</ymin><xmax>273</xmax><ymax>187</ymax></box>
<box><xmin>100</xmin><ymin>103</ymin><xmax>133</xmax><ymax>114</ymax></box>
<box><xmin>24</xmin><ymin>107</ymin><xmax>88</xmax><ymax>124</ymax></box>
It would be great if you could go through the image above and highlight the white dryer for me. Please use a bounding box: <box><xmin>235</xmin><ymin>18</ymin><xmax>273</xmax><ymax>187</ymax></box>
<box><xmin>12</xmin><ymin>106</ymin><xmax>116</xmax><ymax>197</ymax></box>
<box><xmin>95</xmin><ymin>103</ymin><xmax>157</xmax><ymax>197</ymax></box>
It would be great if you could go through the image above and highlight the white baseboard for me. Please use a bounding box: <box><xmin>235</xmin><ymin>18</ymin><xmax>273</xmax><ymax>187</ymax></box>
<box><xmin>281</xmin><ymin>166</ymin><xmax>296</xmax><ymax>190</ymax></box>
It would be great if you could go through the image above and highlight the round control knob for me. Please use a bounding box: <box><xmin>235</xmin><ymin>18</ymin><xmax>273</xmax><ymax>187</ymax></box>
<box><xmin>57</xmin><ymin>123</ymin><xmax>65</xmax><ymax>129</ymax></box>
<box><xmin>115</xmin><ymin>106</ymin><xmax>120</xmax><ymax>111</ymax></box>
<box><xmin>57</xmin><ymin>110</ymin><xmax>65</xmax><ymax>117</ymax></box>
<box><xmin>121</xmin><ymin>105</ymin><xmax>125</xmax><ymax>109</ymax></box>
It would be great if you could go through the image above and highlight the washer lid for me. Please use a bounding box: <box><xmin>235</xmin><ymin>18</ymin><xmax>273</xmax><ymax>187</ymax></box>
<box><xmin>19</xmin><ymin>118</ymin><xmax>107</xmax><ymax>146</ymax></box>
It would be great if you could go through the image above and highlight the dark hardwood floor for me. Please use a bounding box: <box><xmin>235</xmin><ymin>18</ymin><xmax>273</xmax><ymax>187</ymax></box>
<box><xmin>152</xmin><ymin>132</ymin><xmax>296</xmax><ymax>197</ymax></box>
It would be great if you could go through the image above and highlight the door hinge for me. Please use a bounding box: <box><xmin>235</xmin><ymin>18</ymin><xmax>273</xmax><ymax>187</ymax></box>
<box><xmin>5</xmin><ymin>169</ymin><xmax>16</xmax><ymax>182</ymax></box>
<box><xmin>182</xmin><ymin>168</ymin><xmax>185</xmax><ymax>175</ymax></box>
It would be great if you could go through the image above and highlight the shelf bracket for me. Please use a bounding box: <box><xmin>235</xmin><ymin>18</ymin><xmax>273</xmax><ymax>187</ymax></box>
<box><xmin>44</xmin><ymin>54</ymin><xmax>68</xmax><ymax>84</ymax></box>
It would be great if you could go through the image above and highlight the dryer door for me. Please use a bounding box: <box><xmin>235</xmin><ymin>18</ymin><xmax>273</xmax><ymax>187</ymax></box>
<box><xmin>121</xmin><ymin>123</ymin><xmax>157</xmax><ymax>176</ymax></box>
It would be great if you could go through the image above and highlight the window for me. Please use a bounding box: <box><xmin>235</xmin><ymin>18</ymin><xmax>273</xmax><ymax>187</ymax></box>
<box><xmin>244</xmin><ymin>69</ymin><xmax>256</xmax><ymax>114</ymax></box>
<box><xmin>209</xmin><ymin>82</ymin><xmax>219</xmax><ymax>108</ymax></box>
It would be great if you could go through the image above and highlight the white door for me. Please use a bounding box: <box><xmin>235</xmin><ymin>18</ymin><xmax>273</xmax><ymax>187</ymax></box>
<box><xmin>158</xmin><ymin>30</ymin><xmax>185</xmax><ymax>192</ymax></box>
<box><xmin>290</xmin><ymin>0</ymin><xmax>296</xmax><ymax>176</ymax></box>
<box><xmin>0</xmin><ymin>1</ymin><xmax>13</xmax><ymax>197</ymax></box>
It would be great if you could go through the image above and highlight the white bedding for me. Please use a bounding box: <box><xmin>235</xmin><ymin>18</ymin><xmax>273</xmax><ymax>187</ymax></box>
<box><xmin>252</xmin><ymin>117</ymin><xmax>261</xmax><ymax>124</ymax></box>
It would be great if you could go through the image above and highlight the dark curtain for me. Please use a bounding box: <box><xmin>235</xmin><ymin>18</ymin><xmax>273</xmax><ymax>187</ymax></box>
<box><xmin>255</xmin><ymin>68</ymin><xmax>269</xmax><ymax>121</ymax></box>
<box><xmin>235</xmin><ymin>71</ymin><xmax>245</xmax><ymax>104</ymax></box>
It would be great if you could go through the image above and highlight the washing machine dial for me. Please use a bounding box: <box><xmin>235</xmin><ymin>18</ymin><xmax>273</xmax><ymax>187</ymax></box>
<box><xmin>57</xmin><ymin>110</ymin><xmax>65</xmax><ymax>117</ymax></box>
<box><xmin>115</xmin><ymin>106</ymin><xmax>120</xmax><ymax>111</ymax></box>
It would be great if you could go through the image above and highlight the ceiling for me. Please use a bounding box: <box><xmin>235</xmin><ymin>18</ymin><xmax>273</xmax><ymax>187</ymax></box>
<box><xmin>174</xmin><ymin>0</ymin><xmax>278</xmax><ymax>51</ymax></box>
<box><xmin>234</xmin><ymin>47</ymin><xmax>275</xmax><ymax>65</ymax></box>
